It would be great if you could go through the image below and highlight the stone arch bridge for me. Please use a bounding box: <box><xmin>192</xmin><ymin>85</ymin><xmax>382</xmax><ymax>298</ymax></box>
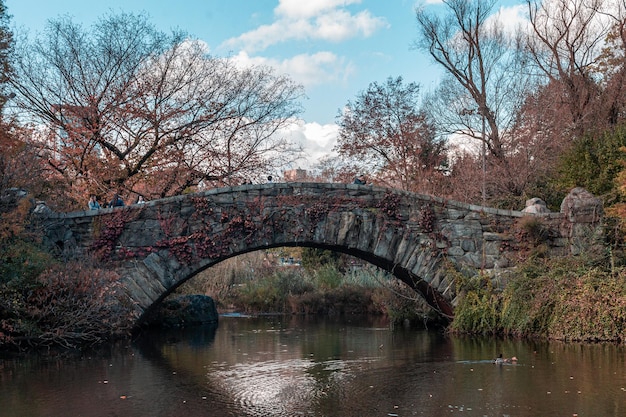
<box><xmin>38</xmin><ymin>183</ymin><xmax>603</xmax><ymax>325</ymax></box>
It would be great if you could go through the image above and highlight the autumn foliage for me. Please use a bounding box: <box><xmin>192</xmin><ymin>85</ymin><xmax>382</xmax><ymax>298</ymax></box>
<box><xmin>4</xmin><ymin>0</ymin><xmax>626</xmax><ymax>347</ymax></box>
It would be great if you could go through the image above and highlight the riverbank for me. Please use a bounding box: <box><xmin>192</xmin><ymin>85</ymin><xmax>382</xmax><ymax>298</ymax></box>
<box><xmin>449</xmin><ymin>256</ymin><xmax>626</xmax><ymax>343</ymax></box>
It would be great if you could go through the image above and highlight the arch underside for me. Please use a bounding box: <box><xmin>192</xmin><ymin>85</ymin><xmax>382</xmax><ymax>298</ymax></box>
<box><xmin>127</xmin><ymin>241</ymin><xmax>455</xmax><ymax>326</ymax></box>
<box><xmin>277</xmin><ymin>242</ymin><xmax>455</xmax><ymax>320</ymax></box>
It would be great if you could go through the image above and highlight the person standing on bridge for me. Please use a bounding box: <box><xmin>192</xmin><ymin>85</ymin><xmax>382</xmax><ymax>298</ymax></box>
<box><xmin>108</xmin><ymin>193</ymin><xmax>125</xmax><ymax>208</ymax></box>
<box><xmin>353</xmin><ymin>174</ymin><xmax>366</xmax><ymax>185</ymax></box>
<box><xmin>88</xmin><ymin>195</ymin><xmax>101</xmax><ymax>210</ymax></box>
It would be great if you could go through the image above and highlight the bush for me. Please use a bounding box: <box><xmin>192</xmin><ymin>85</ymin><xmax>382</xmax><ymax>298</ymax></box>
<box><xmin>312</xmin><ymin>264</ymin><xmax>343</xmax><ymax>289</ymax></box>
<box><xmin>289</xmin><ymin>286</ymin><xmax>375</xmax><ymax>316</ymax></box>
<box><xmin>234</xmin><ymin>269</ymin><xmax>314</xmax><ymax>313</ymax></box>
<box><xmin>449</xmin><ymin>274</ymin><xmax>501</xmax><ymax>335</ymax></box>
<box><xmin>451</xmin><ymin>257</ymin><xmax>626</xmax><ymax>342</ymax></box>
<box><xmin>1</xmin><ymin>259</ymin><xmax>135</xmax><ymax>349</ymax></box>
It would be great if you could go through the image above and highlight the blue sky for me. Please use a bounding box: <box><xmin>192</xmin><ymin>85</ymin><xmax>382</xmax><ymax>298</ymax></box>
<box><xmin>5</xmin><ymin>0</ymin><xmax>526</xmax><ymax>168</ymax></box>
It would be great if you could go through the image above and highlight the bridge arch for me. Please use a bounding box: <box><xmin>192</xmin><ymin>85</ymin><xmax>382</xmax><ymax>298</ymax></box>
<box><xmin>40</xmin><ymin>183</ymin><xmax>600</xmax><ymax>325</ymax></box>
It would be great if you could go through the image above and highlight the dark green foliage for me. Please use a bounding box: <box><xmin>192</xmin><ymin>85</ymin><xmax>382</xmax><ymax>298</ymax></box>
<box><xmin>301</xmin><ymin>247</ymin><xmax>344</xmax><ymax>271</ymax></box>
<box><xmin>554</xmin><ymin>125</ymin><xmax>626</xmax><ymax>205</ymax></box>
<box><xmin>0</xmin><ymin>240</ymin><xmax>54</xmax><ymax>344</ymax></box>
<box><xmin>0</xmin><ymin>239</ymin><xmax>54</xmax><ymax>285</ymax></box>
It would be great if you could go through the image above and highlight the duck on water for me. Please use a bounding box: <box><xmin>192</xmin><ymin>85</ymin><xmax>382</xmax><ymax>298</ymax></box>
<box><xmin>494</xmin><ymin>353</ymin><xmax>518</xmax><ymax>365</ymax></box>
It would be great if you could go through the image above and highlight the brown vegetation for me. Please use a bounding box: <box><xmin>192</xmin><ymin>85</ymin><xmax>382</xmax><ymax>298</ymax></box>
<box><xmin>4</xmin><ymin>0</ymin><xmax>626</xmax><ymax>349</ymax></box>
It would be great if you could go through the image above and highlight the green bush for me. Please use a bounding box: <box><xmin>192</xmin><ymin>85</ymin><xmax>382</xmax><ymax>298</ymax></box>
<box><xmin>313</xmin><ymin>264</ymin><xmax>343</xmax><ymax>289</ymax></box>
<box><xmin>554</xmin><ymin>126</ymin><xmax>626</xmax><ymax>205</ymax></box>
<box><xmin>234</xmin><ymin>269</ymin><xmax>315</xmax><ymax>313</ymax></box>
<box><xmin>451</xmin><ymin>257</ymin><xmax>626</xmax><ymax>342</ymax></box>
<box><xmin>0</xmin><ymin>239</ymin><xmax>54</xmax><ymax>286</ymax></box>
<box><xmin>449</xmin><ymin>274</ymin><xmax>500</xmax><ymax>335</ymax></box>
<box><xmin>0</xmin><ymin>239</ymin><xmax>56</xmax><ymax>346</ymax></box>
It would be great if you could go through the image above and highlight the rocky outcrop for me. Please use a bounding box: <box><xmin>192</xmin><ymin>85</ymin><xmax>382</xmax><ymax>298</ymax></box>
<box><xmin>145</xmin><ymin>294</ymin><xmax>218</xmax><ymax>328</ymax></box>
<box><xmin>560</xmin><ymin>187</ymin><xmax>604</xmax><ymax>256</ymax></box>
<box><xmin>560</xmin><ymin>187</ymin><xmax>603</xmax><ymax>223</ymax></box>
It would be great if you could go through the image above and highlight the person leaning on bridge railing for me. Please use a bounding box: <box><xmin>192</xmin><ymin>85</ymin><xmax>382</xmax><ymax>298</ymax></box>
<box><xmin>353</xmin><ymin>174</ymin><xmax>366</xmax><ymax>185</ymax></box>
<box><xmin>88</xmin><ymin>195</ymin><xmax>101</xmax><ymax>210</ymax></box>
<box><xmin>108</xmin><ymin>193</ymin><xmax>125</xmax><ymax>208</ymax></box>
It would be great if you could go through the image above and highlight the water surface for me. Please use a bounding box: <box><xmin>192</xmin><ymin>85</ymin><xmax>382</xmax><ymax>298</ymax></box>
<box><xmin>1</xmin><ymin>315</ymin><xmax>625</xmax><ymax>416</ymax></box>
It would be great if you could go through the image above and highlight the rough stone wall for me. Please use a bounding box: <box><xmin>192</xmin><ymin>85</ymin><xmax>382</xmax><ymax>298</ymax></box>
<box><xmin>37</xmin><ymin>184</ymin><xmax>603</xmax><ymax>322</ymax></box>
<box><xmin>560</xmin><ymin>187</ymin><xmax>605</xmax><ymax>256</ymax></box>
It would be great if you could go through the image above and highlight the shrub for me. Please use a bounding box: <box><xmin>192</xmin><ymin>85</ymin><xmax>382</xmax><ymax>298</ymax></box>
<box><xmin>313</xmin><ymin>264</ymin><xmax>343</xmax><ymax>289</ymax></box>
<box><xmin>451</xmin><ymin>257</ymin><xmax>626</xmax><ymax>342</ymax></box>
<box><xmin>234</xmin><ymin>269</ymin><xmax>314</xmax><ymax>313</ymax></box>
<box><xmin>517</xmin><ymin>216</ymin><xmax>549</xmax><ymax>246</ymax></box>
<box><xmin>1</xmin><ymin>259</ymin><xmax>135</xmax><ymax>349</ymax></box>
<box><xmin>449</xmin><ymin>274</ymin><xmax>501</xmax><ymax>335</ymax></box>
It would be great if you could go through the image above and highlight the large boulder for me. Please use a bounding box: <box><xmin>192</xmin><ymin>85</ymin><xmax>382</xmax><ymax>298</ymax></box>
<box><xmin>560</xmin><ymin>187</ymin><xmax>603</xmax><ymax>223</ymax></box>
<box><xmin>147</xmin><ymin>294</ymin><xmax>219</xmax><ymax>328</ymax></box>
<box><xmin>560</xmin><ymin>187</ymin><xmax>604</xmax><ymax>256</ymax></box>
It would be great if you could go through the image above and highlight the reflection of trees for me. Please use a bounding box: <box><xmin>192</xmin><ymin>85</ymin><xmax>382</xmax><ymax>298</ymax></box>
<box><xmin>4</xmin><ymin>320</ymin><xmax>625</xmax><ymax>416</ymax></box>
<box><xmin>138</xmin><ymin>316</ymin><xmax>456</xmax><ymax>415</ymax></box>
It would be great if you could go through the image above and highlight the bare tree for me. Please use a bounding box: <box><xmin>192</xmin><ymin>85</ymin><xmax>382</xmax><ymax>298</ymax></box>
<box><xmin>335</xmin><ymin>76</ymin><xmax>446</xmax><ymax>193</ymax></box>
<box><xmin>9</xmin><ymin>12</ymin><xmax>304</xmax><ymax>207</ymax></box>
<box><xmin>594</xmin><ymin>0</ymin><xmax>626</xmax><ymax>126</ymax></box>
<box><xmin>525</xmin><ymin>0</ymin><xmax>613</xmax><ymax>135</ymax></box>
<box><xmin>0</xmin><ymin>0</ymin><xmax>12</xmax><ymax>114</ymax></box>
<box><xmin>415</xmin><ymin>0</ymin><xmax>530</xmax><ymax>161</ymax></box>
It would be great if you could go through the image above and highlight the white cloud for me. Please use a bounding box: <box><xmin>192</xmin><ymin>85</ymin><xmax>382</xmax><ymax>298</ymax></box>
<box><xmin>280</xmin><ymin>120</ymin><xmax>339</xmax><ymax>168</ymax></box>
<box><xmin>447</xmin><ymin>132</ymin><xmax>481</xmax><ymax>157</ymax></box>
<box><xmin>490</xmin><ymin>4</ymin><xmax>529</xmax><ymax>35</ymax></box>
<box><xmin>416</xmin><ymin>2</ymin><xmax>529</xmax><ymax>36</ymax></box>
<box><xmin>275</xmin><ymin>0</ymin><xmax>362</xmax><ymax>19</ymax></box>
<box><xmin>230</xmin><ymin>50</ymin><xmax>355</xmax><ymax>88</ymax></box>
<box><xmin>221</xmin><ymin>0</ymin><xmax>388</xmax><ymax>53</ymax></box>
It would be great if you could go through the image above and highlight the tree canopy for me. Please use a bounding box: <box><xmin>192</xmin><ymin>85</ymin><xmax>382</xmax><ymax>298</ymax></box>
<box><xmin>335</xmin><ymin>76</ymin><xmax>446</xmax><ymax>193</ymax></box>
<box><xmin>9</xmin><ymin>12</ymin><xmax>304</xmax><ymax>208</ymax></box>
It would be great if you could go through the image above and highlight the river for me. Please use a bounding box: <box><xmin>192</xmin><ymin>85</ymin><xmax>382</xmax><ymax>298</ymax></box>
<box><xmin>1</xmin><ymin>314</ymin><xmax>625</xmax><ymax>417</ymax></box>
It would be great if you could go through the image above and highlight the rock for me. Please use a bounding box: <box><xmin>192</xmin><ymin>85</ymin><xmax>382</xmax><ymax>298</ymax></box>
<box><xmin>33</xmin><ymin>201</ymin><xmax>52</xmax><ymax>215</ymax></box>
<box><xmin>147</xmin><ymin>294</ymin><xmax>218</xmax><ymax>328</ymax></box>
<box><xmin>560</xmin><ymin>187</ymin><xmax>603</xmax><ymax>223</ymax></box>
<box><xmin>522</xmin><ymin>197</ymin><xmax>550</xmax><ymax>214</ymax></box>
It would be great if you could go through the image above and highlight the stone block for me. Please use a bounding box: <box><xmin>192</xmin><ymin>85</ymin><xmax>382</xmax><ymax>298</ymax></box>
<box><xmin>447</xmin><ymin>246</ymin><xmax>464</xmax><ymax>256</ymax></box>
<box><xmin>460</xmin><ymin>239</ymin><xmax>476</xmax><ymax>252</ymax></box>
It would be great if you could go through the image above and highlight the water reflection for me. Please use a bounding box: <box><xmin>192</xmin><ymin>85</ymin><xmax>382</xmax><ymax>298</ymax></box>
<box><xmin>1</xmin><ymin>315</ymin><xmax>625</xmax><ymax>416</ymax></box>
